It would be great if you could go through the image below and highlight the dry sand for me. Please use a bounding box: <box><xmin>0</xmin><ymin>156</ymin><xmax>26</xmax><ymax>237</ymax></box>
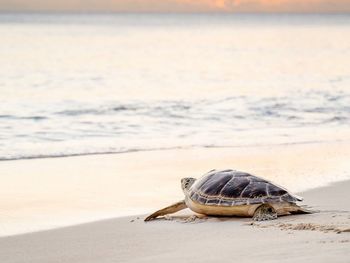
<box><xmin>0</xmin><ymin>141</ymin><xmax>349</xmax><ymax>262</ymax></box>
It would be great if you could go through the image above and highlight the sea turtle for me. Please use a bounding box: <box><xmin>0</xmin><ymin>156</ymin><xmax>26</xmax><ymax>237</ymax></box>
<box><xmin>145</xmin><ymin>169</ymin><xmax>311</xmax><ymax>221</ymax></box>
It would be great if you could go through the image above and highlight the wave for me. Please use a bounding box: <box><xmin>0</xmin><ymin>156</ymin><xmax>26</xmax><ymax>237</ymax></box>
<box><xmin>0</xmin><ymin>90</ymin><xmax>349</xmax><ymax>162</ymax></box>
<box><xmin>1</xmin><ymin>138</ymin><xmax>348</xmax><ymax>162</ymax></box>
<box><xmin>5</xmin><ymin>91</ymin><xmax>349</xmax><ymax>123</ymax></box>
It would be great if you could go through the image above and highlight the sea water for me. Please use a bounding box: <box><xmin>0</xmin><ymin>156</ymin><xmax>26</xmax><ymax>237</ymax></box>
<box><xmin>0</xmin><ymin>13</ymin><xmax>349</xmax><ymax>160</ymax></box>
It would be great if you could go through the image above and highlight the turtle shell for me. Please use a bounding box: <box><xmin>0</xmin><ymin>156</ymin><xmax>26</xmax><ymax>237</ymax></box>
<box><xmin>188</xmin><ymin>169</ymin><xmax>301</xmax><ymax>207</ymax></box>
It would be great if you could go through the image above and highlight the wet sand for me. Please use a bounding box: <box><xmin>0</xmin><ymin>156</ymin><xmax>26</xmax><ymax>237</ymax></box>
<box><xmin>0</xmin><ymin>140</ymin><xmax>349</xmax><ymax>236</ymax></box>
<box><xmin>0</xmin><ymin>141</ymin><xmax>349</xmax><ymax>262</ymax></box>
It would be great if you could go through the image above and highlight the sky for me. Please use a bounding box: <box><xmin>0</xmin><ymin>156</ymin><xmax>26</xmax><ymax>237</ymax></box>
<box><xmin>0</xmin><ymin>0</ymin><xmax>350</xmax><ymax>13</ymax></box>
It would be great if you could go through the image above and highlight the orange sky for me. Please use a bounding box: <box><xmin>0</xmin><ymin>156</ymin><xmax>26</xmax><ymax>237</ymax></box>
<box><xmin>1</xmin><ymin>0</ymin><xmax>350</xmax><ymax>12</ymax></box>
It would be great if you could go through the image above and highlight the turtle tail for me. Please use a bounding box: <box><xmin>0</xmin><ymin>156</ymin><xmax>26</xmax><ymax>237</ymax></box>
<box><xmin>144</xmin><ymin>200</ymin><xmax>187</xmax><ymax>221</ymax></box>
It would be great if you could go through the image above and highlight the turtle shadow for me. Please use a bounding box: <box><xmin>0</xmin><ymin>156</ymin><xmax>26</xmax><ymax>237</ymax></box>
<box><xmin>146</xmin><ymin>214</ymin><xmax>253</xmax><ymax>224</ymax></box>
<box><xmin>145</xmin><ymin>211</ymin><xmax>320</xmax><ymax>225</ymax></box>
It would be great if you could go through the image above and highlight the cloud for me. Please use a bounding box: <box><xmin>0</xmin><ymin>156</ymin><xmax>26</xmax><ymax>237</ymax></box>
<box><xmin>0</xmin><ymin>0</ymin><xmax>349</xmax><ymax>12</ymax></box>
<box><xmin>200</xmin><ymin>0</ymin><xmax>350</xmax><ymax>12</ymax></box>
<box><xmin>178</xmin><ymin>0</ymin><xmax>350</xmax><ymax>12</ymax></box>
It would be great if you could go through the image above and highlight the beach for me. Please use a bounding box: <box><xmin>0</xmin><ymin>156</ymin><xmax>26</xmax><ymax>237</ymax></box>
<box><xmin>0</xmin><ymin>168</ymin><xmax>349</xmax><ymax>263</ymax></box>
<box><xmin>0</xmin><ymin>141</ymin><xmax>350</xmax><ymax>262</ymax></box>
<box><xmin>1</xmin><ymin>184</ymin><xmax>350</xmax><ymax>263</ymax></box>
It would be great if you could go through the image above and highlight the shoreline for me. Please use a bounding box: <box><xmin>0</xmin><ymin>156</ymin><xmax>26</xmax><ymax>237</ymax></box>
<box><xmin>1</xmin><ymin>137</ymin><xmax>350</xmax><ymax>162</ymax></box>
<box><xmin>0</xmin><ymin>179</ymin><xmax>349</xmax><ymax>263</ymax></box>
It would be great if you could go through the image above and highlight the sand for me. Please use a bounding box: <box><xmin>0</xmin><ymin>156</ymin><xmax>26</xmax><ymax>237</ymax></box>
<box><xmin>0</xmin><ymin>180</ymin><xmax>349</xmax><ymax>263</ymax></box>
<box><xmin>0</xmin><ymin>141</ymin><xmax>349</xmax><ymax>262</ymax></box>
<box><xmin>1</xmin><ymin>140</ymin><xmax>350</xmax><ymax>236</ymax></box>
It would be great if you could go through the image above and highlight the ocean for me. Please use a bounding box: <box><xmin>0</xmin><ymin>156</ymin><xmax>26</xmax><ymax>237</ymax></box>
<box><xmin>0</xmin><ymin>13</ymin><xmax>350</xmax><ymax>161</ymax></box>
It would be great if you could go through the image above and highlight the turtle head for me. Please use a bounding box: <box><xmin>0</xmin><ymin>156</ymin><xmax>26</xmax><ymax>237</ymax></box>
<box><xmin>181</xmin><ymin>177</ymin><xmax>196</xmax><ymax>194</ymax></box>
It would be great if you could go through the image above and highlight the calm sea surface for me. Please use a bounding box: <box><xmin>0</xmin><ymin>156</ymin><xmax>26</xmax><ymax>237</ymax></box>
<box><xmin>0</xmin><ymin>14</ymin><xmax>350</xmax><ymax>160</ymax></box>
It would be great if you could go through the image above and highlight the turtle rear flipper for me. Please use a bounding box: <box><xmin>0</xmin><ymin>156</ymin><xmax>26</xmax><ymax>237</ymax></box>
<box><xmin>289</xmin><ymin>205</ymin><xmax>317</xmax><ymax>215</ymax></box>
<box><xmin>144</xmin><ymin>200</ymin><xmax>187</xmax><ymax>221</ymax></box>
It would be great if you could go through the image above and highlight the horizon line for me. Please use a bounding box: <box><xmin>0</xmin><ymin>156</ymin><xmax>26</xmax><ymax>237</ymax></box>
<box><xmin>0</xmin><ymin>10</ymin><xmax>350</xmax><ymax>15</ymax></box>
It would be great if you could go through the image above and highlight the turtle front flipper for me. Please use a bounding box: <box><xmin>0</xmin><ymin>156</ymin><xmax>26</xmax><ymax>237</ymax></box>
<box><xmin>144</xmin><ymin>200</ymin><xmax>187</xmax><ymax>221</ymax></box>
<box><xmin>253</xmin><ymin>204</ymin><xmax>278</xmax><ymax>221</ymax></box>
